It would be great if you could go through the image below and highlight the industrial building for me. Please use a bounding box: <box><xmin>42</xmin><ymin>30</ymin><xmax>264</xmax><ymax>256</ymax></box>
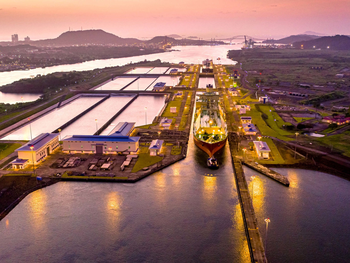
<box><xmin>62</xmin><ymin>122</ymin><xmax>140</xmax><ymax>154</ymax></box>
<box><xmin>11</xmin><ymin>133</ymin><xmax>60</xmax><ymax>169</ymax></box>
<box><xmin>242</xmin><ymin>123</ymin><xmax>258</xmax><ymax>135</ymax></box>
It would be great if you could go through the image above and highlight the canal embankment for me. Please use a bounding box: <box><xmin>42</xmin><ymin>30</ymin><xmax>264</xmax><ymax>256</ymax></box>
<box><xmin>228</xmin><ymin>132</ymin><xmax>267</xmax><ymax>263</ymax></box>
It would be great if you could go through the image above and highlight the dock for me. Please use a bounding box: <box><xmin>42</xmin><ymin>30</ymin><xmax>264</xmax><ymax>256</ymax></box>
<box><xmin>243</xmin><ymin>161</ymin><xmax>290</xmax><ymax>187</ymax></box>
<box><xmin>229</xmin><ymin>133</ymin><xmax>267</xmax><ymax>263</ymax></box>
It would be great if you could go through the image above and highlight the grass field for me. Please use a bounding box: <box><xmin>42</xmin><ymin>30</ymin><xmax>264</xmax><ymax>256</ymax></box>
<box><xmin>161</xmin><ymin>99</ymin><xmax>182</xmax><ymax>118</ymax></box>
<box><xmin>0</xmin><ymin>143</ymin><xmax>22</xmax><ymax>160</ymax></box>
<box><xmin>257</xmin><ymin>138</ymin><xmax>285</xmax><ymax>164</ymax></box>
<box><xmin>315</xmin><ymin>131</ymin><xmax>350</xmax><ymax>157</ymax></box>
<box><xmin>241</xmin><ymin>104</ymin><xmax>293</xmax><ymax>141</ymax></box>
<box><xmin>231</xmin><ymin>49</ymin><xmax>350</xmax><ymax>88</ymax></box>
<box><xmin>294</xmin><ymin>117</ymin><xmax>314</xmax><ymax>122</ymax></box>
<box><xmin>132</xmin><ymin>147</ymin><xmax>163</xmax><ymax>172</ymax></box>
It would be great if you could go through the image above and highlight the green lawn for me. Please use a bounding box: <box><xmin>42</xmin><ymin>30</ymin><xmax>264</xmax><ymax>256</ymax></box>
<box><xmin>258</xmin><ymin>138</ymin><xmax>285</xmax><ymax>164</ymax></box>
<box><xmin>162</xmin><ymin>99</ymin><xmax>182</xmax><ymax>118</ymax></box>
<box><xmin>294</xmin><ymin>117</ymin><xmax>314</xmax><ymax>123</ymax></box>
<box><xmin>242</xmin><ymin>105</ymin><xmax>293</xmax><ymax>141</ymax></box>
<box><xmin>171</xmin><ymin>146</ymin><xmax>182</xmax><ymax>155</ymax></box>
<box><xmin>0</xmin><ymin>143</ymin><xmax>22</xmax><ymax>160</ymax></box>
<box><xmin>132</xmin><ymin>153</ymin><xmax>163</xmax><ymax>172</ymax></box>
<box><xmin>315</xmin><ymin>131</ymin><xmax>350</xmax><ymax>157</ymax></box>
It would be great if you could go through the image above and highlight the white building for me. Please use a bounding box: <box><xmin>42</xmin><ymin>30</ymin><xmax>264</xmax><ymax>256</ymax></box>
<box><xmin>253</xmin><ymin>141</ymin><xmax>271</xmax><ymax>159</ymax></box>
<box><xmin>11</xmin><ymin>133</ymin><xmax>60</xmax><ymax>168</ymax></box>
<box><xmin>149</xmin><ymin>139</ymin><xmax>164</xmax><ymax>156</ymax></box>
<box><xmin>160</xmin><ymin>117</ymin><xmax>172</xmax><ymax>129</ymax></box>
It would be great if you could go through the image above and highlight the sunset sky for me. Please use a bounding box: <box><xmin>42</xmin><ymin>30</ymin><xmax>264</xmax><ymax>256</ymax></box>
<box><xmin>1</xmin><ymin>0</ymin><xmax>349</xmax><ymax>41</ymax></box>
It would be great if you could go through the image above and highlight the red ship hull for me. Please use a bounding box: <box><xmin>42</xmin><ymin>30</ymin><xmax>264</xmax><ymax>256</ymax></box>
<box><xmin>193</xmin><ymin>136</ymin><xmax>227</xmax><ymax>157</ymax></box>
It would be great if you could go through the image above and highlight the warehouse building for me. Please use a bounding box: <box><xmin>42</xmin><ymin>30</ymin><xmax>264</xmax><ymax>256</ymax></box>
<box><xmin>11</xmin><ymin>133</ymin><xmax>60</xmax><ymax>169</ymax></box>
<box><xmin>62</xmin><ymin>122</ymin><xmax>140</xmax><ymax>154</ymax></box>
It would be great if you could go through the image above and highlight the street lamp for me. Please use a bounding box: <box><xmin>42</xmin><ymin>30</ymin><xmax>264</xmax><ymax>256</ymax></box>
<box><xmin>30</xmin><ymin>145</ymin><xmax>35</xmax><ymax>175</ymax></box>
<box><xmin>144</xmin><ymin>107</ymin><xmax>147</xmax><ymax>125</ymax></box>
<box><xmin>258</xmin><ymin>136</ymin><xmax>262</xmax><ymax>141</ymax></box>
<box><xmin>28</xmin><ymin>118</ymin><xmax>33</xmax><ymax>140</ymax></box>
<box><xmin>251</xmin><ymin>175</ymin><xmax>256</xmax><ymax>205</ymax></box>
<box><xmin>264</xmin><ymin>218</ymin><xmax>271</xmax><ymax>253</ymax></box>
<box><xmin>95</xmin><ymin>119</ymin><xmax>98</xmax><ymax>132</ymax></box>
<box><xmin>58</xmin><ymin>129</ymin><xmax>61</xmax><ymax>141</ymax></box>
<box><xmin>243</xmin><ymin>148</ymin><xmax>247</xmax><ymax>161</ymax></box>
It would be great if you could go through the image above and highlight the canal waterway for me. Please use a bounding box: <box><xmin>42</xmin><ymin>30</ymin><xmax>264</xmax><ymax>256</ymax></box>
<box><xmin>60</xmin><ymin>96</ymin><xmax>134</xmax><ymax>138</ymax></box>
<box><xmin>198</xmin><ymin>77</ymin><xmax>216</xmax><ymax>89</ymax></box>
<box><xmin>93</xmin><ymin>77</ymin><xmax>137</xmax><ymax>91</ymax></box>
<box><xmin>0</xmin><ymin>96</ymin><xmax>102</xmax><ymax>141</ymax></box>
<box><xmin>101</xmin><ymin>95</ymin><xmax>165</xmax><ymax>134</ymax></box>
<box><xmin>0</xmin><ymin>45</ymin><xmax>240</xmax><ymax>87</ymax></box>
<box><xmin>0</xmin><ymin>92</ymin><xmax>42</xmax><ymax>104</ymax></box>
<box><xmin>0</xmin><ymin>133</ymin><xmax>250</xmax><ymax>263</ymax></box>
<box><xmin>123</xmin><ymin>77</ymin><xmax>157</xmax><ymax>91</ymax></box>
<box><xmin>244</xmin><ymin>167</ymin><xmax>350</xmax><ymax>263</ymax></box>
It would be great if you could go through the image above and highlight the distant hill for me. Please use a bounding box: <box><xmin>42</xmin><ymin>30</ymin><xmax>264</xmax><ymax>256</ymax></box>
<box><xmin>263</xmin><ymin>34</ymin><xmax>320</xmax><ymax>44</ymax></box>
<box><xmin>293</xmin><ymin>35</ymin><xmax>350</xmax><ymax>50</ymax></box>
<box><xmin>167</xmin><ymin>34</ymin><xmax>182</xmax><ymax>39</ymax></box>
<box><xmin>147</xmin><ymin>36</ymin><xmax>225</xmax><ymax>45</ymax></box>
<box><xmin>303</xmin><ymin>31</ymin><xmax>326</xmax><ymax>36</ymax></box>
<box><xmin>33</xmin><ymin>29</ymin><xmax>141</xmax><ymax>46</ymax></box>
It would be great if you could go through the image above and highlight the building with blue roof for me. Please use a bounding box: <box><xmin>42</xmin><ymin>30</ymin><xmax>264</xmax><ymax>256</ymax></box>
<box><xmin>242</xmin><ymin>123</ymin><xmax>258</xmax><ymax>135</ymax></box>
<box><xmin>153</xmin><ymin>82</ymin><xmax>166</xmax><ymax>92</ymax></box>
<box><xmin>149</xmin><ymin>139</ymin><xmax>164</xmax><ymax>156</ymax></box>
<box><xmin>11</xmin><ymin>133</ymin><xmax>60</xmax><ymax>167</ymax></box>
<box><xmin>62</xmin><ymin>122</ymin><xmax>140</xmax><ymax>154</ymax></box>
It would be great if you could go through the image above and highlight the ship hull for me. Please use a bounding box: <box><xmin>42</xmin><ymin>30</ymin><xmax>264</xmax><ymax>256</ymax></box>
<box><xmin>194</xmin><ymin>136</ymin><xmax>227</xmax><ymax>157</ymax></box>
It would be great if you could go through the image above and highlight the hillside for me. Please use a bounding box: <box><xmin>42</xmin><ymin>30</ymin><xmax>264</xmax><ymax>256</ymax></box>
<box><xmin>34</xmin><ymin>30</ymin><xmax>141</xmax><ymax>46</ymax></box>
<box><xmin>293</xmin><ymin>35</ymin><xmax>350</xmax><ymax>50</ymax></box>
<box><xmin>263</xmin><ymin>34</ymin><xmax>320</xmax><ymax>44</ymax></box>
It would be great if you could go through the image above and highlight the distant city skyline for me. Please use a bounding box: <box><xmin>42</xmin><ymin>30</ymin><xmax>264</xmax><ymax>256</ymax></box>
<box><xmin>0</xmin><ymin>0</ymin><xmax>349</xmax><ymax>41</ymax></box>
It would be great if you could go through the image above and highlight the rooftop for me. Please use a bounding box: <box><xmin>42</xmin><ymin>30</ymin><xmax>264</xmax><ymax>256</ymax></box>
<box><xmin>149</xmin><ymin>139</ymin><xmax>164</xmax><ymax>150</ymax></box>
<box><xmin>108</xmin><ymin>122</ymin><xmax>135</xmax><ymax>136</ymax></box>
<box><xmin>63</xmin><ymin>135</ymin><xmax>140</xmax><ymax>143</ymax></box>
<box><xmin>16</xmin><ymin>133</ymin><xmax>58</xmax><ymax>152</ymax></box>
<box><xmin>253</xmin><ymin>141</ymin><xmax>271</xmax><ymax>152</ymax></box>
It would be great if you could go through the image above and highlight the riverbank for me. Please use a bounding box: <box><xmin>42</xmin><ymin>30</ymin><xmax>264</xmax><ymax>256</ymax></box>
<box><xmin>0</xmin><ymin>175</ymin><xmax>59</xmax><ymax>221</ymax></box>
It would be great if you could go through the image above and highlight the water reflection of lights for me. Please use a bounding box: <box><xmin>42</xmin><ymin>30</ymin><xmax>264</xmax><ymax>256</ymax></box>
<box><xmin>28</xmin><ymin>190</ymin><xmax>47</xmax><ymax>231</ymax></box>
<box><xmin>106</xmin><ymin>192</ymin><xmax>121</xmax><ymax>230</ymax></box>
<box><xmin>287</xmin><ymin>170</ymin><xmax>298</xmax><ymax>189</ymax></box>
<box><xmin>6</xmin><ymin>219</ymin><xmax>9</xmax><ymax>228</ymax></box>
<box><xmin>233</xmin><ymin>203</ymin><xmax>250</xmax><ymax>262</ymax></box>
<box><xmin>248</xmin><ymin>176</ymin><xmax>265</xmax><ymax>215</ymax></box>
<box><xmin>172</xmin><ymin>167</ymin><xmax>181</xmax><ymax>186</ymax></box>
<box><xmin>203</xmin><ymin>175</ymin><xmax>217</xmax><ymax>202</ymax></box>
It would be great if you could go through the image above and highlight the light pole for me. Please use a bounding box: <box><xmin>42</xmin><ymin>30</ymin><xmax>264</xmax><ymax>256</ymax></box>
<box><xmin>251</xmin><ymin>175</ymin><xmax>256</xmax><ymax>205</ymax></box>
<box><xmin>243</xmin><ymin>148</ymin><xmax>247</xmax><ymax>161</ymax></box>
<box><xmin>28</xmin><ymin>118</ymin><xmax>33</xmax><ymax>140</ymax></box>
<box><xmin>58</xmin><ymin>129</ymin><xmax>61</xmax><ymax>141</ymax></box>
<box><xmin>258</xmin><ymin>136</ymin><xmax>262</xmax><ymax>141</ymax></box>
<box><xmin>144</xmin><ymin>107</ymin><xmax>147</xmax><ymax>125</ymax></box>
<box><xmin>264</xmin><ymin>218</ymin><xmax>270</xmax><ymax>253</ymax></box>
<box><xmin>95</xmin><ymin>119</ymin><xmax>98</xmax><ymax>132</ymax></box>
<box><xmin>30</xmin><ymin>145</ymin><xmax>35</xmax><ymax>175</ymax></box>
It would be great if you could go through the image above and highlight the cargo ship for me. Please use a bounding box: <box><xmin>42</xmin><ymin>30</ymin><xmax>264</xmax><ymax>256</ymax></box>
<box><xmin>193</xmin><ymin>85</ymin><xmax>228</xmax><ymax>168</ymax></box>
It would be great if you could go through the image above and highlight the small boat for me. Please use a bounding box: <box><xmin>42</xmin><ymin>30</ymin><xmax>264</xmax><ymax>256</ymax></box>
<box><xmin>207</xmin><ymin>157</ymin><xmax>219</xmax><ymax>169</ymax></box>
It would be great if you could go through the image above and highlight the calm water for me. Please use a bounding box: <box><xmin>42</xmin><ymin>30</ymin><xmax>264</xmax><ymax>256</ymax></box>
<box><xmin>0</xmin><ymin>92</ymin><xmax>42</xmax><ymax>104</ymax></box>
<box><xmin>94</xmin><ymin>77</ymin><xmax>137</xmax><ymax>91</ymax></box>
<box><xmin>0</xmin><ymin>97</ymin><xmax>102</xmax><ymax>141</ymax></box>
<box><xmin>244</xmin><ymin>167</ymin><xmax>350</xmax><ymax>263</ymax></box>
<box><xmin>155</xmin><ymin>76</ymin><xmax>180</xmax><ymax>87</ymax></box>
<box><xmin>101</xmin><ymin>95</ymin><xmax>165</xmax><ymax>134</ymax></box>
<box><xmin>123</xmin><ymin>78</ymin><xmax>157</xmax><ymax>91</ymax></box>
<box><xmin>61</xmin><ymin>96</ymin><xmax>134</xmax><ymax>138</ymax></box>
<box><xmin>198</xmin><ymin>77</ymin><xmax>216</xmax><ymax>89</ymax></box>
<box><xmin>0</xmin><ymin>45</ymin><xmax>240</xmax><ymax>87</ymax></box>
<box><xmin>0</xmin><ymin>133</ymin><xmax>250</xmax><ymax>263</ymax></box>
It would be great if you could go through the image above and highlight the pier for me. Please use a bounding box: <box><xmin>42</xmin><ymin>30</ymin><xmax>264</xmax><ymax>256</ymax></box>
<box><xmin>228</xmin><ymin>133</ymin><xmax>267</xmax><ymax>263</ymax></box>
<box><xmin>243</xmin><ymin>161</ymin><xmax>290</xmax><ymax>186</ymax></box>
